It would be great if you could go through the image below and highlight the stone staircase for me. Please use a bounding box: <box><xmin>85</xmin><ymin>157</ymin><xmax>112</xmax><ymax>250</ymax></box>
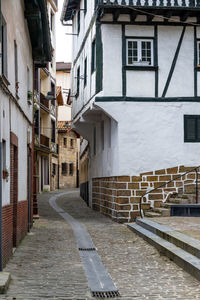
<box><xmin>128</xmin><ymin>219</ymin><xmax>200</xmax><ymax>281</ymax></box>
<box><xmin>143</xmin><ymin>184</ymin><xmax>199</xmax><ymax>218</ymax></box>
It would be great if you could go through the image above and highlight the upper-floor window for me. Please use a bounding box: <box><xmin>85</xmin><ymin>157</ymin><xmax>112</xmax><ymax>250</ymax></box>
<box><xmin>184</xmin><ymin>115</ymin><xmax>200</xmax><ymax>142</ymax></box>
<box><xmin>69</xmin><ymin>163</ymin><xmax>73</xmax><ymax>176</ymax></box>
<box><xmin>63</xmin><ymin>138</ymin><xmax>67</xmax><ymax>147</ymax></box>
<box><xmin>84</xmin><ymin>0</ymin><xmax>87</xmax><ymax>15</ymax></box>
<box><xmin>127</xmin><ymin>39</ymin><xmax>154</xmax><ymax>66</ymax></box>
<box><xmin>77</xmin><ymin>10</ymin><xmax>80</xmax><ymax>35</ymax></box>
<box><xmin>51</xmin><ymin>120</ymin><xmax>56</xmax><ymax>143</ymax></box>
<box><xmin>84</xmin><ymin>57</ymin><xmax>87</xmax><ymax>87</ymax></box>
<box><xmin>14</xmin><ymin>40</ymin><xmax>18</xmax><ymax>96</ymax></box>
<box><xmin>2</xmin><ymin>15</ymin><xmax>7</xmax><ymax>77</ymax></box>
<box><xmin>76</xmin><ymin>66</ymin><xmax>80</xmax><ymax>97</ymax></box>
<box><xmin>91</xmin><ymin>39</ymin><xmax>96</xmax><ymax>73</ymax></box>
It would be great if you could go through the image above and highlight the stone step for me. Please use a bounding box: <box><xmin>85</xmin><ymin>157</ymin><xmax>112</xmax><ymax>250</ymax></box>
<box><xmin>161</xmin><ymin>202</ymin><xmax>176</xmax><ymax>209</ymax></box>
<box><xmin>127</xmin><ymin>222</ymin><xmax>200</xmax><ymax>281</ymax></box>
<box><xmin>168</xmin><ymin>198</ymin><xmax>191</xmax><ymax>204</ymax></box>
<box><xmin>144</xmin><ymin>211</ymin><xmax>161</xmax><ymax>218</ymax></box>
<box><xmin>136</xmin><ymin>218</ymin><xmax>200</xmax><ymax>259</ymax></box>
<box><xmin>153</xmin><ymin>207</ymin><xmax>170</xmax><ymax>217</ymax></box>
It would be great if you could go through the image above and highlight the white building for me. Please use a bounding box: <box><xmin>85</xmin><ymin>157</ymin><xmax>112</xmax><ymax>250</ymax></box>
<box><xmin>0</xmin><ymin>0</ymin><xmax>52</xmax><ymax>266</ymax></box>
<box><xmin>61</xmin><ymin>0</ymin><xmax>200</xmax><ymax>222</ymax></box>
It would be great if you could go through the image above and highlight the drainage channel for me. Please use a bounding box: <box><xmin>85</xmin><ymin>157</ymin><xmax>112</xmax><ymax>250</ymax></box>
<box><xmin>49</xmin><ymin>192</ymin><xmax>120</xmax><ymax>298</ymax></box>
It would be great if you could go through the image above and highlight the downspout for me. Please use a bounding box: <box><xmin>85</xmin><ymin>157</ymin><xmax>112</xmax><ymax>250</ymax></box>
<box><xmin>0</xmin><ymin>0</ymin><xmax>3</xmax><ymax>271</ymax></box>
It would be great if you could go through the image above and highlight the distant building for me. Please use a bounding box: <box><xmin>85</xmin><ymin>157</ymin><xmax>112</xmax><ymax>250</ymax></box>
<box><xmin>57</xmin><ymin>122</ymin><xmax>80</xmax><ymax>189</ymax></box>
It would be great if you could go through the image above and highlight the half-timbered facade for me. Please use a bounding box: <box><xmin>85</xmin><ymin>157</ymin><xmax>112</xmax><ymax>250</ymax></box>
<box><xmin>61</xmin><ymin>0</ymin><xmax>200</xmax><ymax>222</ymax></box>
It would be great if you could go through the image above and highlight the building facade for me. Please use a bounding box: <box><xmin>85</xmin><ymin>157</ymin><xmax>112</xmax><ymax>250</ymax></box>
<box><xmin>61</xmin><ymin>0</ymin><xmax>200</xmax><ymax>222</ymax></box>
<box><xmin>57</xmin><ymin>122</ymin><xmax>80</xmax><ymax>189</ymax></box>
<box><xmin>33</xmin><ymin>0</ymin><xmax>58</xmax><ymax>217</ymax></box>
<box><xmin>0</xmin><ymin>0</ymin><xmax>52</xmax><ymax>266</ymax></box>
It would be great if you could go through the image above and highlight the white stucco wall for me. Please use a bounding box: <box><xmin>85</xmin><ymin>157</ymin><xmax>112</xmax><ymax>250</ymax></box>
<box><xmin>1</xmin><ymin>0</ymin><xmax>34</xmax><ymax>205</ymax></box>
<box><xmin>97</xmin><ymin>101</ymin><xmax>200</xmax><ymax>176</ymax></box>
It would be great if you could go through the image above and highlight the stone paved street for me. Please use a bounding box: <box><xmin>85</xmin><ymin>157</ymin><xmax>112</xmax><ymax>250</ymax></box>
<box><xmin>2</xmin><ymin>189</ymin><xmax>200</xmax><ymax>299</ymax></box>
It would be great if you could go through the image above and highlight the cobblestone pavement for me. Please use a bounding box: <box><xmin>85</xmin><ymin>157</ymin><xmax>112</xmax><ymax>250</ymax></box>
<box><xmin>2</xmin><ymin>189</ymin><xmax>200</xmax><ymax>300</ymax></box>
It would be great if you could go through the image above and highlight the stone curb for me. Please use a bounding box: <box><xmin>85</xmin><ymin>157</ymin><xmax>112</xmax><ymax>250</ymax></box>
<box><xmin>128</xmin><ymin>223</ymin><xmax>200</xmax><ymax>281</ymax></box>
<box><xmin>0</xmin><ymin>272</ymin><xmax>11</xmax><ymax>294</ymax></box>
<box><xmin>136</xmin><ymin>218</ymin><xmax>200</xmax><ymax>258</ymax></box>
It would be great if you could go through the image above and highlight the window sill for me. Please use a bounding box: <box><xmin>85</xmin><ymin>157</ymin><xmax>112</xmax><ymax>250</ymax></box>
<box><xmin>124</xmin><ymin>66</ymin><xmax>158</xmax><ymax>71</ymax></box>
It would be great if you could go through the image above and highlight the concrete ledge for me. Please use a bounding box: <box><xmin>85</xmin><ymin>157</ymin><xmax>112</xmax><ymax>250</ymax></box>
<box><xmin>0</xmin><ymin>272</ymin><xmax>11</xmax><ymax>294</ymax></box>
<box><xmin>128</xmin><ymin>223</ymin><xmax>200</xmax><ymax>281</ymax></box>
<box><xmin>136</xmin><ymin>219</ymin><xmax>200</xmax><ymax>259</ymax></box>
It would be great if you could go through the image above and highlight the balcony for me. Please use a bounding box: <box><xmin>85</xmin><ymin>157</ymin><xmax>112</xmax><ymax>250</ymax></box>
<box><xmin>97</xmin><ymin>0</ymin><xmax>200</xmax><ymax>22</ymax></box>
<box><xmin>98</xmin><ymin>0</ymin><xmax>200</xmax><ymax>8</ymax></box>
<box><xmin>40</xmin><ymin>134</ymin><xmax>50</xmax><ymax>149</ymax></box>
<box><xmin>40</xmin><ymin>93</ymin><xmax>50</xmax><ymax>112</ymax></box>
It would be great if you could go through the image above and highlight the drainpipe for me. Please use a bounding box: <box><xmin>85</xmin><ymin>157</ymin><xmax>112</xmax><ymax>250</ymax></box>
<box><xmin>0</xmin><ymin>0</ymin><xmax>3</xmax><ymax>272</ymax></box>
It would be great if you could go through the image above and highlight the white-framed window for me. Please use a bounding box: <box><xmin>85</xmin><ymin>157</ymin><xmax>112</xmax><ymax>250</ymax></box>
<box><xmin>127</xmin><ymin>39</ymin><xmax>154</xmax><ymax>66</ymax></box>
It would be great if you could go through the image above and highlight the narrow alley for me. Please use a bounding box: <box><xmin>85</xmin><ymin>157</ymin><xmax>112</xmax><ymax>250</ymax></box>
<box><xmin>1</xmin><ymin>189</ymin><xmax>200</xmax><ymax>300</ymax></box>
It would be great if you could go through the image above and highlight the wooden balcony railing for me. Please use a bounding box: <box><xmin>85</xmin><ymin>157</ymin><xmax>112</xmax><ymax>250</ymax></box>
<box><xmin>40</xmin><ymin>93</ymin><xmax>49</xmax><ymax>110</ymax></box>
<box><xmin>40</xmin><ymin>134</ymin><xmax>50</xmax><ymax>148</ymax></box>
<box><xmin>98</xmin><ymin>0</ymin><xmax>200</xmax><ymax>8</ymax></box>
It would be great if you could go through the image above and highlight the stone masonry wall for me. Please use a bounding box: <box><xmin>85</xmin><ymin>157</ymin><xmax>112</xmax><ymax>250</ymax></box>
<box><xmin>92</xmin><ymin>165</ymin><xmax>200</xmax><ymax>222</ymax></box>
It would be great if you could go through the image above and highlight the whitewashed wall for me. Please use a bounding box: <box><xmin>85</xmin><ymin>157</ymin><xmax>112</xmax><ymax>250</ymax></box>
<box><xmin>101</xmin><ymin>23</ymin><xmax>196</xmax><ymax>98</ymax></box>
<box><xmin>1</xmin><ymin>0</ymin><xmax>34</xmax><ymax>204</ymax></box>
<box><xmin>97</xmin><ymin>101</ymin><xmax>200</xmax><ymax>176</ymax></box>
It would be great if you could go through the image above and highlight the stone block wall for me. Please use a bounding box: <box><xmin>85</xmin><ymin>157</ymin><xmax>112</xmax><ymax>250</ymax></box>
<box><xmin>92</xmin><ymin>165</ymin><xmax>200</xmax><ymax>222</ymax></box>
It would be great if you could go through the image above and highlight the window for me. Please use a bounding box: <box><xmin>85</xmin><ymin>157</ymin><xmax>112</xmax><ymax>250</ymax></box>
<box><xmin>184</xmin><ymin>115</ymin><xmax>200</xmax><ymax>142</ymax></box>
<box><xmin>34</xmin><ymin>65</ymin><xmax>39</xmax><ymax>92</ymax></box>
<box><xmin>62</xmin><ymin>163</ymin><xmax>67</xmax><ymax>175</ymax></box>
<box><xmin>63</xmin><ymin>138</ymin><xmax>67</xmax><ymax>147</ymax></box>
<box><xmin>69</xmin><ymin>163</ymin><xmax>73</xmax><ymax>176</ymax></box>
<box><xmin>76</xmin><ymin>66</ymin><xmax>80</xmax><ymax>97</ymax></box>
<box><xmin>51</xmin><ymin>120</ymin><xmax>55</xmax><ymax>143</ymax></box>
<box><xmin>2</xmin><ymin>15</ymin><xmax>7</xmax><ymax>77</ymax></box>
<box><xmin>91</xmin><ymin>39</ymin><xmax>96</xmax><ymax>73</ymax></box>
<box><xmin>14</xmin><ymin>40</ymin><xmax>18</xmax><ymax>95</ymax></box>
<box><xmin>2</xmin><ymin>140</ymin><xmax>6</xmax><ymax>170</ymax></box>
<box><xmin>77</xmin><ymin>10</ymin><xmax>80</xmax><ymax>35</ymax></box>
<box><xmin>70</xmin><ymin>139</ymin><xmax>74</xmax><ymax>148</ymax></box>
<box><xmin>51</xmin><ymin>82</ymin><xmax>55</xmax><ymax>105</ymax></box>
<box><xmin>84</xmin><ymin>57</ymin><xmax>87</xmax><ymax>87</ymax></box>
<box><xmin>52</xmin><ymin>163</ymin><xmax>56</xmax><ymax>176</ymax></box>
<box><xmin>127</xmin><ymin>39</ymin><xmax>153</xmax><ymax>66</ymax></box>
<box><xmin>84</xmin><ymin>0</ymin><xmax>87</xmax><ymax>15</ymax></box>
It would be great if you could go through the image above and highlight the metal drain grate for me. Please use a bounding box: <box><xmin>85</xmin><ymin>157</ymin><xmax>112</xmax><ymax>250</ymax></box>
<box><xmin>92</xmin><ymin>291</ymin><xmax>120</xmax><ymax>298</ymax></box>
<box><xmin>79</xmin><ymin>247</ymin><xmax>96</xmax><ymax>251</ymax></box>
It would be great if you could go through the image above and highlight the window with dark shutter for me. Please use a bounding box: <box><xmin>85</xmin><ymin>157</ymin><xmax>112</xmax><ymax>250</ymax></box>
<box><xmin>69</xmin><ymin>163</ymin><xmax>73</xmax><ymax>176</ymax></box>
<box><xmin>62</xmin><ymin>163</ymin><xmax>67</xmax><ymax>175</ymax></box>
<box><xmin>184</xmin><ymin>115</ymin><xmax>200</xmax><ymax>142</ymax></box>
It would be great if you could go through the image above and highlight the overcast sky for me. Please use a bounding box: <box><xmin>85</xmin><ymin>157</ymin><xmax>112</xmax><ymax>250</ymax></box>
<box><xmin>56</xmin><ymin>0</ymin><xmax>72</xmax><ymax>63</ymax></box>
